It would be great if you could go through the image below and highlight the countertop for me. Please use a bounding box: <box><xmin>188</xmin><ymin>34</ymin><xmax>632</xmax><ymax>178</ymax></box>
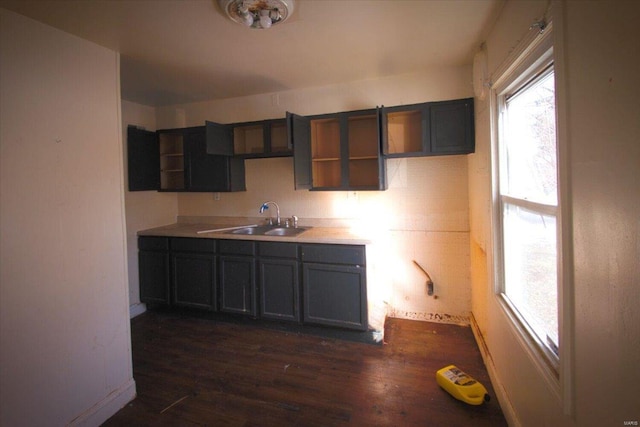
<box><xmin>137</xmin><ymin>220</ymin><xmax>372</xmax><ymax>245</ymax></box>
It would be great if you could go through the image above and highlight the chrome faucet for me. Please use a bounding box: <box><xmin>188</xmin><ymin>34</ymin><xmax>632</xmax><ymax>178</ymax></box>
<box><xmin>259</xmin><ymin>201</ymin><xmax>280</xmax><ymax>226</ymax></box>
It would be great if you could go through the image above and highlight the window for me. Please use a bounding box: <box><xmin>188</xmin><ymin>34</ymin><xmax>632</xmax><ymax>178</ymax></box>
<box><xmin>494</xmin><ymin>36</ymin><xmax>560</xmax><ymax>368</ymax></box>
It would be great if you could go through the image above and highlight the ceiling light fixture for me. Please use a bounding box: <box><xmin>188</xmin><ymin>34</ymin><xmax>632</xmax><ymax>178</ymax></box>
<box><xmin>219</xmin><ymin>0</ymin><xmax>294</xmax><ymax>30</ymax></box>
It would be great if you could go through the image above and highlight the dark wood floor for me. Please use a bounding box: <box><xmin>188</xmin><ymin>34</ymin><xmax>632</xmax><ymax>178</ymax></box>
<box><xmin>104</xmin><ymin>310</ymin><xmax>506</xmax><ymax>426</ymax></box>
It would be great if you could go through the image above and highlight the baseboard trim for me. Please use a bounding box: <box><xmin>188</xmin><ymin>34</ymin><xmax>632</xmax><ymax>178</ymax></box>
<box><xmin>69</xmin><ymin>378</ymin><xmax>136</xmax><ymax>426</ymax></box>
<box><xmin>469</xmin><ymin>313</ymin><xmax>520</xmax><ymax>427</ymax></box>
<box><xmin>129</xmin><ymin>302</ymin><xmax>147</xmax><ymax>318</ymax></box>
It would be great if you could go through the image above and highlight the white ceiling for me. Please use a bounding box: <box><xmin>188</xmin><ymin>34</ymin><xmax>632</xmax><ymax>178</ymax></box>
<box><xmin>1</xmin><ymin>0</ymin><xmax>502</xmax><ymax>107</ymax></box>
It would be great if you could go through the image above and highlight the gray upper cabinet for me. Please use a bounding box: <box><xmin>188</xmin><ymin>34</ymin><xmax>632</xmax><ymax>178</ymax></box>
<box><xmin>382</xmin><ymin>98</ymin><xmax>475</xmax><ymax>157</ymax></box>
<box><xmin>289</xmin><ymin>109</ymin><xmax>387</xmax><ymax>191</ymax></box>
<box><xmin>128</xmin><ymin>124</ymin><xmax>245</xmax><ymax>192</ymax></box>
<box><xmin>206</xmin><ymin>118</ymin><xmax>291</xmax><ymax>158</ymax></box>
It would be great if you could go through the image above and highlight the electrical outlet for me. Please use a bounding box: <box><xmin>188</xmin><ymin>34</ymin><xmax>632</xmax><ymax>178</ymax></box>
<box><xmin>214</xmin><ymin>192</ymin><xmax>220</xmax><ymax>201</ymax></box>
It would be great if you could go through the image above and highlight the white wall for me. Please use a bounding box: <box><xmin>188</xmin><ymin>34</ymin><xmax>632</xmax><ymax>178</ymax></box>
<box><xmin>156</xmin><ymin>67</ymin><xmax>474</xmax><ymax>323</ymax></box>
<box><xmin>469</xmin><ymin>1</ymin><xmax>640</xmax><ymax>425</ymax></box>
<box><xmin>0</xmin><ymin>9</ymin><xmax>135</xmax><ymax>426</ymax></box>
<box><xmin>121</xmin><ymin>100</ymin><xmax>178</xmax><ymax>317</ymax></box>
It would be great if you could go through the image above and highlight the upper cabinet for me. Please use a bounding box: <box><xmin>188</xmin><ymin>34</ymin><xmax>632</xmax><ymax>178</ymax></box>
<box><xmin>206</xmin><ymin>118</ymin><xmax>291</xmax><ymax>158</ymax></box>
<box><xmin>382</xmin><ymin>98</ymin><xmax>475</xmax><ymax>157</ymax></box>
<box><xmin>288</xmin><ymin>109</ymin><xmax>387</xmax><ymax>191</ymax></box>
<box><xmin>128</xmin><ymin>125</ymin><xmax>246</xmax><ymax>192</ymax></box>
<box><xmin>129</xmin><ymin>98</ymin><xmax>473</xmax><ymax>193</ymax></box>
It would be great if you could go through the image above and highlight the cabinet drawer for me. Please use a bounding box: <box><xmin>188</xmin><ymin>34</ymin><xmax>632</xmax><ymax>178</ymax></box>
<box><xmin>171</xmin><ymin>237</ymin><xmax>215</xmax><ymax>253</ymax></box>
<box><xmin>258</xmin><ymin>241</ymin><xmax>298</xmax><ymax>259</ymax></box>
<box><xmin>138</xmin><ymin>236</ymin><xmax>169</xmax><ymax>251</ymax></box>
<box><xmin>218</xmin><ymin>239</ymin><xmax>256</xmax><ymax>256</ymax></box>
<box><xmin>300</xmin><ymin>244</ymin><xmax>365</xmax><ymax>265</ymax></box>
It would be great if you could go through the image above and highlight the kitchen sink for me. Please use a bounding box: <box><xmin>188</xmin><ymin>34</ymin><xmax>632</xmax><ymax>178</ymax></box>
<box><xmin>264</xmin><ymin>227</ymin><xmax>310</xmax><ymax>236</ymax></box>
<box><xmin>229</xmin><ymin>225</ymin><xmax>272</xmax><ymax>235</ymax></box>
<box><xmin>230</xmin><ymin>225</ymin><xmax>310</xmax><ymax>237</ymax></box>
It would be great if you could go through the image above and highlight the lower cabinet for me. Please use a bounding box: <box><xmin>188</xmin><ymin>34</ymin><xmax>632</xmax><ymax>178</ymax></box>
<box><xmin>138</xmin><ymin>236</ymin><xmax>367</xmax><ymax>331</ymax></box>
<box><xmin>258</xmin><ymin>242</ymin><xmax>300</xmax><ymax>323</ymax></box>
<box><xmin>139</xmin><ymin>237</ymin><xmax>170</xmax><ymax>305</ymax></box>
<box><xmin>171</xmin><ymin>238</ymin><xmax>217</xmax><ymax>310</ymax></box>
<box><xmin>218</xmin><ymin>240</ymin><xmax>257</xmax><ymax>316</ymax></box>
<box><xmin>301</xmin><ymin>244</ymin><xmax>368</xmax><ymax>331</ymax></box>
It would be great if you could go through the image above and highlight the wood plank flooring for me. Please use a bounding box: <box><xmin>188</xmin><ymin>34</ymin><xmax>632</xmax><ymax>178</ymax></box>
<box><xmin>103</xmin><ymin>310</ymin><xmax>506</xmax><ymax>426</ymax></box>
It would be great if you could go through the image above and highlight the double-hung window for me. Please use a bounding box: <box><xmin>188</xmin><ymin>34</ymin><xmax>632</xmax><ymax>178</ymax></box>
<box><xmin>494</xmin><ymin>30</ymin><xmax>560</xmax><ymax>369</ymax></box>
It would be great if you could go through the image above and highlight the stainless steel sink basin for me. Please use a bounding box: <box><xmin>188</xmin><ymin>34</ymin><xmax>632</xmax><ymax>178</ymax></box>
<box><xmin>264</xmin><ymin>227</ymin><xmax>310</xmax><ymax>236</ymax></box>
<box><xmin>230</xmin><ymin>225</ymin><xmax>273</xmax><ymax>235</ymax></box>
<box><xmin>229</xmin><ymin>225</ymin><xmax>310</xmax><ymax>237</ymax></box>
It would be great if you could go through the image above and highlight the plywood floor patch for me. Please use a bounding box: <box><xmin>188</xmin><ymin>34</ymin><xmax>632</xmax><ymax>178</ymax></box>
<box><xmin>389</xmin><ymin>309</ymin><xmax>470</xmax><ymax>325</ymax></box>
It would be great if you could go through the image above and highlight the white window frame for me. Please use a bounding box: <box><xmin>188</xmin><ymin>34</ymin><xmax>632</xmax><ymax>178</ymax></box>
<box><xmin>489</xmin><ymin>8</ymin><xmax>574</xmax><ymax>415</ymax></box>
<box><xmin>498</xmin><ymin>50</ymin><xmax>559</xmax><ymax>365</ymax></box>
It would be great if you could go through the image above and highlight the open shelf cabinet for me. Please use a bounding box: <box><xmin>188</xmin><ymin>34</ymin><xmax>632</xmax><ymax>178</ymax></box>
<box><xmin>159</xmin><ymin>132</ymin><xmax>185</xmax><ymax>190</ymax></box>
<box><xmin>208</xmin><ymin>118</ymin><xmax>291</xmax><ymax>158</ymax></box>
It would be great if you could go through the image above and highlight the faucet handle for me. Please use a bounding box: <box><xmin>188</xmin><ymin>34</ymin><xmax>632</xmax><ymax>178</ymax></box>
<box><xmin>291</xmin><ymin>215</ymin><xmax>298</xmax><ymax>228</ymax></box>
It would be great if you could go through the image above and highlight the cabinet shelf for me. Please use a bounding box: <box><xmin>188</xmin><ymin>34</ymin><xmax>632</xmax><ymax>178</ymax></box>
<box><xmin>312</xmin><ymin>157</ymin><xmax>341</xmax><ymax>162</ymax></box>
<box><xmin>349</xmin><ymin>156</ymin><xmax>378</xmax><ymax>160</ymax></box>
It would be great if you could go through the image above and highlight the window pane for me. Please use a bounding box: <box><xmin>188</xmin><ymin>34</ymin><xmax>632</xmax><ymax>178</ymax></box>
<box><xmin>504</xmin><ymin>71</ymin><xmax>557</xmax><ymax>205</ymax></box>
<box><xmin>503</xmin><ymin>202</ymin><xmax>558</xmax><ymax>350</ymax></box>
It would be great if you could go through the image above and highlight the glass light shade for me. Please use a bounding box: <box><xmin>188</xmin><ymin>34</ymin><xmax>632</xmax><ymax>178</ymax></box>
<box><xmin>219</xmin><ymin>0</ymin><xmax>294</xmax><ymax>29</ymax></box>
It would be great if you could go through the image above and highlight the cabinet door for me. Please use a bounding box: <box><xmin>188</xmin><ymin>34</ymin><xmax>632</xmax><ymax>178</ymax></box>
<box><xmin>185</xmin><ymin>127</ymin><xmax>246</xmax><ymax>192</ymax></box>
<box><xmin>259</xmin><ymin>259</ymin><xmax>300</xmax><ymax>322</ymax></box>
<box><xmin>302</xmin><ymin>263</ymin><xmax>367</xmax><ymax>331</ymax></box>
<box><xmin>127</xmin><ymin>126</ymin><xmax>159</xmax><ymax>191</ymax></box>
<box><xmin>288</xmin><ymin>111</ymin><xmax>312</xmax><ymax>190</ymax></box>
<box><xmin>266</xmin><ymin>119</ymin><xmax>291</xmax><ymax>157</ymax></box>
<box><xmin>172</xmin><ymin>252</ymin><xmax>217</xmax><ymax>310</ymax></box>
<box><xmin>430</xmin><ymin>98</ymin><xmax>475</xmax><ymax>155</ymax></box>
<box><xmin>219</xmin><ymin>256</ymin><xmax>257</xmax><ymax>316</ymax></box>
<box><xmin>205</xmin><ymin>120</ymin><xmax>234</xmax><ymax>156</ymax></box>
<box><xmin>138</xmin><ymin>237</ymin><xmax>170</xmax><ymax>305</ymax></box>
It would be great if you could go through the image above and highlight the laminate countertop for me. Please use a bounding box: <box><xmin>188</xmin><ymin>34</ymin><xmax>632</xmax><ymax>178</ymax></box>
<box><xmin>137</xmin><ymin>221</ymin><xmax>372</xmax><ymax>245</ymax></box>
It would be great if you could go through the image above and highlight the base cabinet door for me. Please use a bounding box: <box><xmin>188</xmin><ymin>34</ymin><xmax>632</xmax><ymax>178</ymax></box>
<box><xmin>219</xmin><ymin>256</ymin><xmax>256</xmax><ymax>316</ymax></box>
<box><xmin>218</xmin><ymin>240</ymin><xmax>256</xmax><ymax>316</ymax></box>
<box><xmin>172</xmin><ymin>253</ymin><xmax>216</xmax><ymax>310</ymax></box>
<box><xmin>139</xmin><ymin>237</ymin><xmax>170</xmax><ymax>305</ymax></box>
<box><xmin>258</xmin><ymin>241</ymin><xmax>300</xmax><ymax>322</ymax></box>
<box><xmin>260</xmin><ymin>258</ymin><xmax>300</xmax><ymax>322</ymax></box>
<box><xmin>302</xmin><ymin>263</ymin><xmax>367</xmax><ymax>331</ymax></box>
